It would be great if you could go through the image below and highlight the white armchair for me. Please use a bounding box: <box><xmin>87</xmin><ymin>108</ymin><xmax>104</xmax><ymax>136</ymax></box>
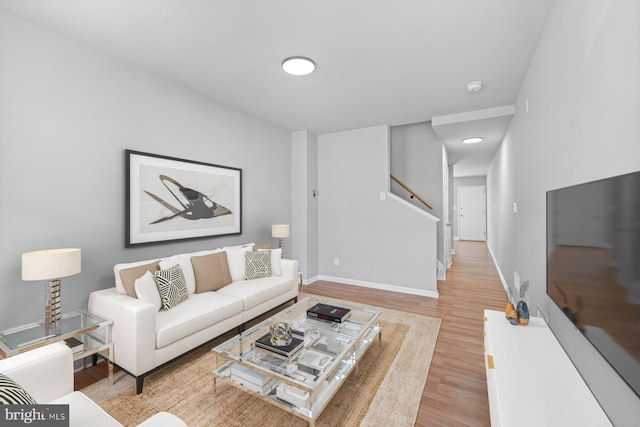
<box><xmin>0</xmin><ymin>342</ymin><xmax>185</xmax><ymax>427</ymax></box>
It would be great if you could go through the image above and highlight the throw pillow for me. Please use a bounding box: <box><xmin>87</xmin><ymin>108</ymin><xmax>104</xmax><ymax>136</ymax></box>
<box><xmin>224</xmin><ymin>246</ymin><xmax>254</xmax><ymax>282</ymax></box>
<box><xmin>259</xmin><ymin>248</ymin><xmax>282</xmax><ymax>276</ymax></box>
<box><xmin>253</xmin><ymin>243</ymin><xmax>272</xmax><ymax>251</ymax></box>
<box><xmin>191</xmin><ymin>252</ymin><xmax>232</xmax><ymax>293</ymax></box>
<box><xmin>154</xmin><ymin>264</ymin><xmax>189</xmax><ymax>310</ymax></box>
<box><xmin>134</xmin><ymin>271</ymin><xmax>162</xmax><ymax>311</ymax></box>
<box><xmin>244</xmin><ymin>251</ymin><xmax>272</xmax><ymax>280</ymax></box>
<box><xmin>160</xmin><ymin>256</ymin><xmax>196</xmax><ymax>294</ymax></box>
<box><xmin>118</xmin><ymin>260</ymin><xmax>161</xmax><ymax>298</ymax></box>
<box><xmin>0</xmin><ymin>373</ymin><xmax>37</xmax><ymax>404</ymax></box>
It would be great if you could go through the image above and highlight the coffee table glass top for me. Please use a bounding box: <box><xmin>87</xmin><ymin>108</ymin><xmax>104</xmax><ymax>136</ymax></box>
<box><xmin>212</xmin><ymin>297</ymin><xmax>381</xmax><ymax>420</ymax></box>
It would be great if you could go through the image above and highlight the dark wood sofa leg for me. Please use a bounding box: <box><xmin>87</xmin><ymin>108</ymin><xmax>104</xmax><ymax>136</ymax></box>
<box><xmin>136</xmin><ymin>376</ymin><xmax>144</xmax><ymax>394</ymax></box>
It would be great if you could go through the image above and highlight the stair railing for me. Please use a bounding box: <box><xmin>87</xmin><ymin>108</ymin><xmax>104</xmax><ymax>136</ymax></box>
<box><xmin>390</xmin><ymin>174</ymin><xmax>433</xmax><ymax>209</ymax></box>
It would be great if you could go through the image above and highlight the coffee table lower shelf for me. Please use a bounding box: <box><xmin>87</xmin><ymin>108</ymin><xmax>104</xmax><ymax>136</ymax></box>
<box><xmin>212</xmin><ymin>324</ymin><xmax>381</xmax><ymax>426</ymax></box>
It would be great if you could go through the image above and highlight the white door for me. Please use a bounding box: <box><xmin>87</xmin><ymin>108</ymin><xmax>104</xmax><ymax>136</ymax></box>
<box><xmin>458</xmin><ymin>186</ymin><xmax>486</xmax><ymax>241</ymax></box>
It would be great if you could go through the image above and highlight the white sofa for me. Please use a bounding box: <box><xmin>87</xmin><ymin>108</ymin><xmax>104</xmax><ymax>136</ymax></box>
<box><xmin>0</xmin><ymin>342</ymin><xmax>186</xmax><ymax>427</ymax></box>
<box><xmin>88</xmin><ymin>244</ymin><xmax>299</xmax><ymax>393</ymax></box>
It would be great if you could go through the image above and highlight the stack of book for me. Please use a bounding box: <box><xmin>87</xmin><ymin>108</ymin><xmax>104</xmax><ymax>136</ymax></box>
<box><xmin>64</xmin><ymin>337</ymin><xmax>84</xmax><ymax>355</ymax></box>
<box><xmin>253</xmin><ymin>332</ymin><xmax>304</xmax><ymax>361</ymax></box>
<box><xmin>306</xmin><ymin>303</ymin><xmax>351</xmax><ymax>323</ymax></box>
<box><xmin>275</xmin><ymin>383</ymin><xmax>310</xmax><ymax>409</ymax></box>
<box><xmin>230</xmin><ymin>363</ymin><xmax>275</xmax><ymax>394</ymax></box>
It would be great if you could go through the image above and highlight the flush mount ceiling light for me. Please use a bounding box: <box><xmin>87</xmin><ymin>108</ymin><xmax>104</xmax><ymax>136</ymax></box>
<box><xmin>463</xmin><ymin>137</ymin><xmax>483</xmax><ymax>144</ymax></box>
<box><xmin>282</xmin><ymin>56</ymin><xmax>315</xmax><ymax>76</ymax></box>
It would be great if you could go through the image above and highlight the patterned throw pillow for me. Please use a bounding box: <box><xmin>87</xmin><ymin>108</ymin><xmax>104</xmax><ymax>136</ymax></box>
<box><xmin>154</xmin><ymin>264</ymin><xmax>189</xmax><ymax>310</ymax></box>
<box><xmin>244</xmin><ymin>250</ymin><xmax>272</xmax><ymax>280</ymax></box>
<box><xmin>0</xmin><ymin>373</ymin><xmax>37</xmax><ymax>404</ymax></box>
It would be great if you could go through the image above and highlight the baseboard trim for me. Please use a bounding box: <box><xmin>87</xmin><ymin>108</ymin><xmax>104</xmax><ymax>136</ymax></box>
<box><xmin>301</xmin><ymin>275</ymin><xmax>320</xmax><ymax>286</ymax></box>
<box><xmin>310</xmin><ymin>275</ymin><xmax>439</xmax><ymax>298</ymax></box>
<box><xmin>487</xmin><ymin>242</ymin><xmax>509</xmax><ymax>293</ymax></box>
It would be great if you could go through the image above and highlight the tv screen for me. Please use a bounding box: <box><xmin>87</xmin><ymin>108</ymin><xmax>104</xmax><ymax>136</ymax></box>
<box><xmin>546</xmin><ymin>171</ymin><xmax>640</xmax><ymax>398</ymax></box>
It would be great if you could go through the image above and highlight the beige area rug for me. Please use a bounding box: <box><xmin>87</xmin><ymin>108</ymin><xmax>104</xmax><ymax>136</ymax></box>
<box><xmin>83</xmin><ymin>300</ymin><xmax>441</xmax><ymax>427</ymax></box>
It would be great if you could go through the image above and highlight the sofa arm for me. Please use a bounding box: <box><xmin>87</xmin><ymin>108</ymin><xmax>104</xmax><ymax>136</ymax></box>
<box><xmin>88</xmin><ymin>288</ymin><xmax>156</xmax><ymax>377</ymax></box>
<box><xmin>280</xmin><ymin>259</ymin><xmax>300</xmax><ymax>293</ymax></box>
<box><xmin>0</xmin><ymin>342</ymin><xmax>73</xmax><ymax>403</ymax></box>
<box><xmin>280</xmin><ymin>259</ymin><xmax>299</xmax><ymax>279</ymax></box>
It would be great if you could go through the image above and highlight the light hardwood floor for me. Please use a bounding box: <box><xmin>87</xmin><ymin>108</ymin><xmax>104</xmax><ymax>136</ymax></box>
<box><xmin>76</xmin><ymin>240</ymin><xmax>506</xmax><ymax>426</ymax></box>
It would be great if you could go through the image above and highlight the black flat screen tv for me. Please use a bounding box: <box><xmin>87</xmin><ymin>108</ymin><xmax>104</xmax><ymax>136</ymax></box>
<box><xmin>546</xmin><ymin>171</ymin><xmax>640</xmax><ymax>398</ymax></box>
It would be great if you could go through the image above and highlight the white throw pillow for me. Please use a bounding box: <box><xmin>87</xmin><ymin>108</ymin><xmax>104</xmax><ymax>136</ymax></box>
<box><xmin>160</xmin><ymin>256</ymin><xmax>196</xmax><ymax>294</ymax></box>
<box><xmin>134</xmin><ymin>271</ymin><xmax>162</xmax><ymax>311</ymax></box>
<box><xmin>259</xmin><ymin>248</ymin><xmax>282</xmax><ymax>276</ymax></box>
<box><xmin>224</xmin><ymin>246</ymin><xmax>253</xmax><ymax>282</ymax></box>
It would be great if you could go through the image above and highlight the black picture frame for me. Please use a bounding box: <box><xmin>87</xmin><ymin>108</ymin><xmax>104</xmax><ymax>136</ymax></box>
<box><xmin>125</xmin><ymin>150</ymin><xmax>242</xmax><ymax>247</ymax></box>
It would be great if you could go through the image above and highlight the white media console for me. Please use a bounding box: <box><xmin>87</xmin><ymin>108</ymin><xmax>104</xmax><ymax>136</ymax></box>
<box><xmin>483</xmin><ymin>309</ymin><xmax>612</xmax><ymax>426</ymax></box>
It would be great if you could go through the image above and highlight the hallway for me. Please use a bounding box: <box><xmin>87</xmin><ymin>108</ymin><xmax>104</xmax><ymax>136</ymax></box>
<box><xmin>306</xmin><ymin>240</ymin><xmax>507</xmax><ymax>426</ymax></box>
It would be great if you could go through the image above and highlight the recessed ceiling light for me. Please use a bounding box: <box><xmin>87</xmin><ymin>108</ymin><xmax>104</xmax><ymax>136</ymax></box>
<box><xmin>463</xmin><ymin>137</ymin><xmax>483</xmax><ymax>144</ymax></box>
<box><xmin>282</xmin><ymin>56</ymin><xmax>315</xmax><ymax>76</ymax></box>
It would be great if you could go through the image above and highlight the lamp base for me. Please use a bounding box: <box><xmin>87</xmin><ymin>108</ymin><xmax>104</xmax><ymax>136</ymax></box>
<box><xmin>45</xmin><ymin>279</ymin><xmax>62</xmax><ymax>336</ymax></box>
<box><xmin>278</xmin><ymin>239</ymin><xmax>284</xmax><ymax>257</ymax></box>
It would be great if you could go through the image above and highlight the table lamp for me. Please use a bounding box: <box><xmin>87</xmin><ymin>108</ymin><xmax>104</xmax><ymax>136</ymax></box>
<box><xmin>22</xmin><ymin>248</ymin><xmax>81</xmax><ymax>335</ymax></box>
<box><xmin>271</xmin><ymin>224</ymin><xmax>290</xmax><ymax>256</ymax></box>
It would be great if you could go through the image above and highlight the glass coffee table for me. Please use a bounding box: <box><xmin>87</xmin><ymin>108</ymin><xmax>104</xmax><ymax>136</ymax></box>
<box><xmin>212</xmin><ymin>297</ymin><xmax>381</xmax><ymax>426</ymax></box>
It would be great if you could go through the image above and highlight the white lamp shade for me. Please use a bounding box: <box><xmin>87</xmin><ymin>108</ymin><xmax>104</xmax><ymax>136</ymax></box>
<box><xmin>271</xmin><ymin>224</ymin><xmax>290</xmax><ymax>238</ymax></box>
<box><xmin>22</xmin><ymin>248</ymin><xmax>81</xmax><ymax>281</ymax></box>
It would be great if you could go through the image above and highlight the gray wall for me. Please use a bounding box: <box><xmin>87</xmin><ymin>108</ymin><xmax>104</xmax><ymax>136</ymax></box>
<box><xmin>0</xmin><ymin>12</ymin><xmax>291</xmax><ymax>328</ymax></box>
<box><xmin>317</xmin><ymin>125</ymin><xmax>438</xmax><ymax>295</ymax></box>
<box><xmin>390</xmin><ymin>122</ymin><xmax>445</xmax><ymax>266</ymax></box>
<box><xmin>452</xmin><ymin>176</ymin><xmax>487</xmax><ymax>240</ymax></box>
<box><xmin>486</xmin><ymin>0</ymin><xmax>640</xmax><ymax>424</ymax></box>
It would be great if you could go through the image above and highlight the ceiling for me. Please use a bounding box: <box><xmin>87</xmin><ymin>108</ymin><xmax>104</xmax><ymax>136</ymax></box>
<box><xmin>0</xmin><ymin>0</ymin><xmax>556</xmax><ymax>177</ymax></box>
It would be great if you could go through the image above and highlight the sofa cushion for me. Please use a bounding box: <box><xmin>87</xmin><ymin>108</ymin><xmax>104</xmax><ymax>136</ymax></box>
<box><xmin>244</xmin><ymin>251</ymin><xmax>272</xmax><ymax>280</ymax></box>
<box><xmin>258</xmin><ymin>248</ymin><xmax>282</xmax><ymax>276</ymax></box>
<box><xmin>50</xmin><ymin>391</ymin><xmax>121</xmax><ymax>427</ymax></box>
<box><xmin>0</xmin><ymin>373</ymin><xmax>37</xmax><ymax>404</ymax></box>
<box><xmin>216</xmin><ymin>276</ymin><xmax>292</xmax><ymax>311</ymax></box>
<box><xmin>155</xmin><ymin>265</ymin><xmax>189</xmax><ymax>310</ymax></box>
<box><xmin>160</xmin><ymin>255</ymin><xmax>196</xmax><ymax>294</ymax></box>
<box><xmin>117</xmin><ymin>260</ymin><xmax>161</xmax><ymax>297</ymax></box>
<box><xmin>155</xmin><ymin>293</ymin><xmax>243</xmax><ymax>348</ymax></box>
<box><xmin>224</xmin><ymin>246</ymin><xmax>254</xmax><ymax>282</ymax></box>
<box><xmin>135</xmin><ymin>271</ymin><xmax>162</xmax><ymax>311</ymax></box>
<box><xmin>191</xmin><ymin>252</ymin><xmax>232</xmax><ymax>293</ymax></box>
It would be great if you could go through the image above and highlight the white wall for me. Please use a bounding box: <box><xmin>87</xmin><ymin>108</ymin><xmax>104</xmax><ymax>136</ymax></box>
<box><xmin>487</xmin><ymin>0</ymin><xmax>640</xmax><ymax>424</ymax></box>
<box><xmin>291</xmin><ymin>130</ymin><xmax>318</xmax><ymax>282</ymax></box>
<box><xmin>390</xmin><ymin>122</ymin><xmax>445</xmax><ymax>266</ymax></box>
<box><xmin>317</xmin><ymin>125</ymin><xmax>438</xmax><ymax>297</ymax></box>
<box><xmin>0</xmin><ymin>12</ymin><xmax>291</xmax><ymax>328</ymax></box>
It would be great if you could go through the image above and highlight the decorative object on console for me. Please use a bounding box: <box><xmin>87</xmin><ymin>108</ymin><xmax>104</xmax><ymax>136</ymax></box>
<box><xmin>126</xmin><ymin>150</ymin><xmax>242</xmax><ymax>247</ymax></box>
<box><xmin>271</xmin><ymin>224</ymin><xmax>290</xmax><ymax>256</ymax></box>
<box><xmin>504</xmin><ymin>300</ymin><xmax>518</xmax><ymax>326</ymax></box>
<box><xmin>516</xmin><ymin>281</ymin><xmax>530</xmax><ymax>325</ymax></box>
<box><xmin>21</xmin><ymin>248</ymin><xmax>81</xmax><ymax>336</ymax></box>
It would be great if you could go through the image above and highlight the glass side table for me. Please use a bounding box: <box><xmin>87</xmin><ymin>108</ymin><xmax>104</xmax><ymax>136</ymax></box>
<box><xmin>0</xmin><ymin>309</ymin><xmax>113</xmax><ymax>383</ymax></box>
